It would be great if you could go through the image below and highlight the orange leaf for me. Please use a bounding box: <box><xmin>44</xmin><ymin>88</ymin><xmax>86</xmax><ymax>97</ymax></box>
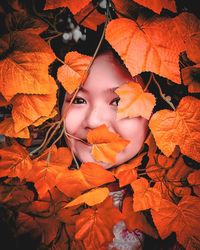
<box><xmin>188</xmin><ymin>170</ymin><xmax>200</xmax><ymax>197</ymax></box>
<box><xmin>115</xmin><ymin>82</ymin><xmax>156</xmax><ymax>120</ymax></box>
<box><xmin>131</xmin><ymin>177</ymin><xmax>162</xmax><ymax>211</ymax></box>
<box><xmin>87</xmin><ymin>124</ymin><xmax>130</xmax><ymax>164</ymax></box>
<box><xmin>0</xmin><ymin>142</ymin><xmax>32</xmax><ymax>179</ymax></box>
<box><xmin>0</xmin><ymin>118</ymin><xmax>30</xmax><ymax>138</ymax></box>
<box><xmin>75</xmin><ymin>197</ymin><xmax>123</xmax><ymax>249</ymax></box>
<box><xmin>0</xmin><ymin>31</ymin><xmax>56</xmax><ymax>101</ymax></box>
<box><xmin>65</xmin><ymin>187</ymin><xmax>109</xmax><ymax>207</ymax></box>
<box><xmin>122</xmin><ymin>197</ymin><xmax>158</xmax><ymax>238</ymax></box>
<box><xmin>149</xmin><ymin>96</ymin><xmax>200</xmax><ymax>162</ymax></box>
<box><xmin>114</xmin><ymin>153</ymin><xmax>146</xmax><ymax>187</ymax></box>
<box><xmin>57</xmin><ymin>51</ymin><xmax>92</xmax><ymax>94</ymax></box>
<box><xmin>185</xmin><ymin>33</ymin><xmax>200</xmax><ymax>64</ymax></box>
<box><xmin>74</xmin><ymin>2</ymin><xmax>105</xmax><ymax>31</ymax></box>
<box><xmin>182</xmin><ymin>64</ymin><xmax>200</xmax><ymax>93</ymax></box>
<box><xmin>105</xmin><ymin>13</ymin><xmax>200</xmax><ymax>83</ymax></box>
<box><xmin>44</xmin><ymin>0</ymin><xmax>91</xmax><ymax>15</ymax></box>
<box><xmin>11</xmin><ymin>77</ymin><xmax>57</xmax><ymax>132</ymax></box>
<box><xmin>133</xmin><ymin>0</ymin><xmax>176</xmax><ymax>14</ymax></box>
<box><xmin>151</xmin><ymin>196</ymin><xmax>200</xmax><ymax>249</ymax></box>
<box><xmin>56</xmin><ymin>162</ymin><xmax>115</xmax><ymax>198</ymax></box>
<box><xmin>28</xmin><ymin>145</ymin><xmax>72</xmax><ymax>198</ymax></box>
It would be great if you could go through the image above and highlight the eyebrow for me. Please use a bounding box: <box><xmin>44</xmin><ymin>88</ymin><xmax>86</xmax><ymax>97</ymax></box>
<box><xmin>79</xmin><ymin>86</ymin><xmax>118</xmax><ymax>94</ymax></box>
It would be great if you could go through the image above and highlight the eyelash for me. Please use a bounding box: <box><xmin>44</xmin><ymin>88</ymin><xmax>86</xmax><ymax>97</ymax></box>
<box><xmin>71</xmin><ymin>97</ymin><xmax>120</xmax><ymax>106</ymax></box>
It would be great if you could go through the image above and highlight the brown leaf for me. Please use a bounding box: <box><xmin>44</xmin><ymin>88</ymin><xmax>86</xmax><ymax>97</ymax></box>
<box><xmin>182</xmin><ymin>64</ymin><xmax>200</xmax><ymax>93</ymax></box>
<box><xmin>149</xmin><ymin>96</ymin><xmax>200</xmax><ymax>162</ymax></box>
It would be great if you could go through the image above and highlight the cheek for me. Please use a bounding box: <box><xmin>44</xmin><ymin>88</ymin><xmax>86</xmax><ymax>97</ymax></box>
<box><xmin>114</xmin><ymin>117</ymin><xmax>149</xmax><ymax>145</ymax></box>
<box><xmin>62</xmin><ymin>105</ymin><xmax>87</xmax><ymax>135</ymax></box>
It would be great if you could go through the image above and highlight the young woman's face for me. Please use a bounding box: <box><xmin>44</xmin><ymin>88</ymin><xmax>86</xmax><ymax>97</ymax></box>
<box><xmin>62</xmin><ymin>52</ymin><xmax>149</xmax><ymax>169</ymax></box>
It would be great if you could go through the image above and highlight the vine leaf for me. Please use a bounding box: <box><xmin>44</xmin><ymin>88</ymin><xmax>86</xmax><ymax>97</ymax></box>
<box><xmin>113</xmin><ymin>152</ymin><xmax>146</xmax><ymax>187</ymax></box>
<box><xmin>151</xmin><ymin>196</ymin><xmax>200</xmax><ymax>250</ymax></box>
<box><xmin>56</xmin><ymin>162</ymin><xmax>115</xmax><ymax>198</ymax></box>
<box><xmin>11</xmin><ymin>78</ymin><xmax>57</xmax><ymax>133</ymax></box>
<box><xmin>182</xmin><ymin>64</ymin><xmax>200</xmax><ymax>93</ymax></box>
<box><xmin>105</xmin><ymin>13</ymin><xmax>200</xmax><ymax>83</ymax></box>
<box><xmin>115</xmin><ymin>82</ymin><xmax>156</xmax><ymax>120</ymax></box>
<box><xmin>122</xmin><ymin>197</ymin><xmax>158</xmax><ymax>239</ymax></box>
<box><xmin>131</xmin><ymin>177</ymin><xmax>162</xmax><ymax>211</ymax></box>
<box><xmin>0</xmin><ymin>31</ymin><xmax>56</xmax><ymax>101</ymax></box>
<box><xmin>187</xmin><ymin>170</ymin><xmax>200</xmax><ymax>197</ymax></box>
<box><xmin>87</xmin><ymin>124</ymin><xmax>130</xmax><ymax>164</ymax></box>
<box><xmin>133</xmin><ymin>0</ymin><xmax>176</xmax><ymax>14</ymax></box>
<box><xmin>27</xmin><ymin>145</ymin><xmax>73</xmax><ymax>198</ymax></box>
<box><xmin>0</xmin><ymin>118</ymin><xmax>30</xmax><ymax>138</ymax></box>
<box><xmin>0</xmin><ymin>142</ymin><xmax>32</xmax><ymax>179</ymax></box>
<box><xmin>75</xmin><ymin>197</ymin><xmax>123</xmax><ymax>249</ymax></box>
<box><xmin>65</xmin><ymin>187</ymin><xmax>109</xmax><ymax>207</ymax></box>
<box><xmin>44</xmin><ymin>0</ymin><xmax>91</xmax><ymax>15</ymax></box>
<box><xmin>149</xmin><ymin>96</ymin><xmax>200</xmax><ymax>163</ymax></box>
<box><xmin>57</xmin><ymin>51</ymin><xmax>92</xmax><ymax>94</ymax></box>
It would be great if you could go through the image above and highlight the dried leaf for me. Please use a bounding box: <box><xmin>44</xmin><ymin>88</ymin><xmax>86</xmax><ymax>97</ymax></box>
<box><xmin>182</xmin><ymin>64</ymin><xmax>200</xmax><ymax>93</ymax></box>
<box><xmin>57</xmin><ymin>51</ymin><xmax>92</xmax><ymax>94</ymax></box>
<box><xmin>87</xmin><ymin>124</ymin><xmax>130</xmax><ymax>164</ymax></box>
<box><xmin>28</xmin><ymin>145</ymin><xmax>72</xmax><ymax>198</ymax></box>
<box><xmin>133</xmin><ymin>0</ymin><xmax>176</xmax><ymax>14</ymax></box>
<box><xmin>188</xmin><ymin>170</ymin><xmax>200</xmax><ymax>197</ymax></box>
<box><xmin>0</xmin><ymin>117</ymin><xmax>30</xmax><ymax>138</ymax></box>
<box><xmin>65</xmin><ymin>187</ymin><xmax>109</xmax><ymax>207</ymax></box>
<box><xmin>149</xmin><ymin>96</ymin><xmax>200</xmax><ymax>162</ymax></box>
<box><xmin>56</xmin><ymin>162</ymin><xmax>115</xmax><ymax>198</ymax></box>
<box><xmin>75</xmin><ymin>197</ymin><xmax>123</xmax><ymax>249</ymax></box>
<box><xmin>122</xmin><ymin>197</ymin><xmax>158</xmax><ymax>238</ymax></box>
<box><xmin>105</xmin><ymin>13</ymin><xmax>200</xmax><ymax>83</ymax></box>
<box><xmin>115</xmin><ymin>82</ymin><xmax>156</xmax><ymax>120</ymax></box>
<box><xmin>151</xmin><ymin>196</ymin><xmax>200</xmax><ymax>250</ymax></box>
<box><xmin>0</xmin><ymin>31</ymin><xmax>56</xmax><ymax>101</ymax></box>
<box><xmin>0</xmin><ymin>142</ymin><xmax>32</xmax><ymax>179</ymax></box>
<box><xmin>131</xmin><ymin>177</ymin><xmax>162</xmax><ymax>211</ymax></box>
<box><xmin>114</xmin><ymin>153</ymin><xmax>146</xmax><ymax>187</ymax></box>
<box><xmin>44</xmin><ymin>0</ymin><xmax>91</xmax><ymax>15</ymax></box>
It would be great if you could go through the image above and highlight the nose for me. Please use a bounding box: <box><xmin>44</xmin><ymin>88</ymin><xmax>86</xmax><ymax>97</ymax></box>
<box><xmin>84</xmin><ymin>104</ymin><xmax>110</xmax><ymax>130</ymax></box>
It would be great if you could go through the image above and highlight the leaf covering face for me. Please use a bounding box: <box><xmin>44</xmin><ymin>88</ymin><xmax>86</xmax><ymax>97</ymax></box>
<box><xmin>62</xmin><ymin>51</ymin><xmax>149</xmax><ymax>169</ymax></box>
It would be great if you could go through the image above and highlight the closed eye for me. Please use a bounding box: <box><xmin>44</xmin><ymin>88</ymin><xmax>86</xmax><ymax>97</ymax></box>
<box><xmin>110</xmin><ymin>97</ymin><xmax>120</xmax><ymax>106</ymax></box>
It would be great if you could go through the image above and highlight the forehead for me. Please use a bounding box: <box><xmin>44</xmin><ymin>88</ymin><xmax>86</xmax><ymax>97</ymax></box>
<box><xmin>81</xmin><ymin>51</ymin><xmax>133</xmax><ymax>93</ymax></box>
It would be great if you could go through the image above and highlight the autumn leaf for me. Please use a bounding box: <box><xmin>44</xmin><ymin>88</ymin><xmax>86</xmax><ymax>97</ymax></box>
<box><xmin>87</xmin><ymin>124</ymin><xmax>130</xmax><ymax>164</ymax></box>
<box><xmin>0</xmin><ymin>118</ymin><xmax>30</xmax><ymax>138</ymax></box>
<box><xmin>185</xmin><ymin>33</ymin><xmax>200</xmax><ymax>64</ymax></box>
<box><xmin>151</xmin><ymin>196</ymin><xmax>200</xmax><ymax>250</ymax></box>
<box><xmin>131</xmin><ymin>177</ymin><xmax>162</xmax><ymax>211</ymax></box>
<box><xmin>4</xmin><ymin>10</ymin><xmax>48</xmax><ymax>34</ymax></box>
<box><xmin>74</xmin><ymin>2</ymin><xmax>106</xmax><ymax>31</ymax></box>
<box><xmin>75</xmin><ymin>197</ymin><xmax>123</xmax><ymax>249</ymax></box>
<box><xmin>57</xmin><ymin>51</ymin><xmax>92</xmax><ymax>94</ymax></box>
<box><xmin>0</xmin><ymin>30</ymin><xmax>56</xmax><ymax>101</ymax></box>
<box><xmin>133</xmin><ymin>0</ymin><xmax>176</xmax><ymax>14</ymax></box>
<box><xmin>114</xmin><ymin>153</ymin><xmax>146</xmax><ymax>187</ymax></box>
<box><xmin>187</xmin><ymin>170</ymin><xmax>200</xmax><ymax>197</ymax></box>
<box><xmin>0</xmin><ymin>142</ymin><xmax>32</xmax><ymax>179</ymax></box>
<box><xmin>182</xmin><ymin>64</ymin><xmax>200</xmax><ymax>93</ymax></box>
<box><xmin>115</xmin><ymin>82</ymin><xmax>156</xmax><ymax>120</ymax></box>
<box><xmin>122</xmin><ymin>197</ymin><xmax>158</xmax><ymax>238</ymax></box>
<box><xmin>65</xmin><ymin>187</ymin><xmax>109</xmax><ymax>207</ymax></box>
<box><xmin>149</xmin><ymin>96</ymin><xmax>200</xmax><ymax>162</ymax></box>
<box><xmin>56</xmin><ymin>162</ymin><xmax>115</xmax><ymax>198</ymax></box>
<box><xmin>44</xmin><ymin>0</ymin><xmax>91</xmax><ymax>15</ymax></box>
<box><xmin>105</xmin><ymin>13</ymin><xmax>200</xmax><ymax>83</ymax></box>
<box><xmin>11</xmin><ymin>77</ymin><xmax>57</xmax><ymax>133</ymax></box>
<box><xmin>27</xmin><ymin>145</ymin><xmax>72</xmax><ymax>198</ymax></box>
